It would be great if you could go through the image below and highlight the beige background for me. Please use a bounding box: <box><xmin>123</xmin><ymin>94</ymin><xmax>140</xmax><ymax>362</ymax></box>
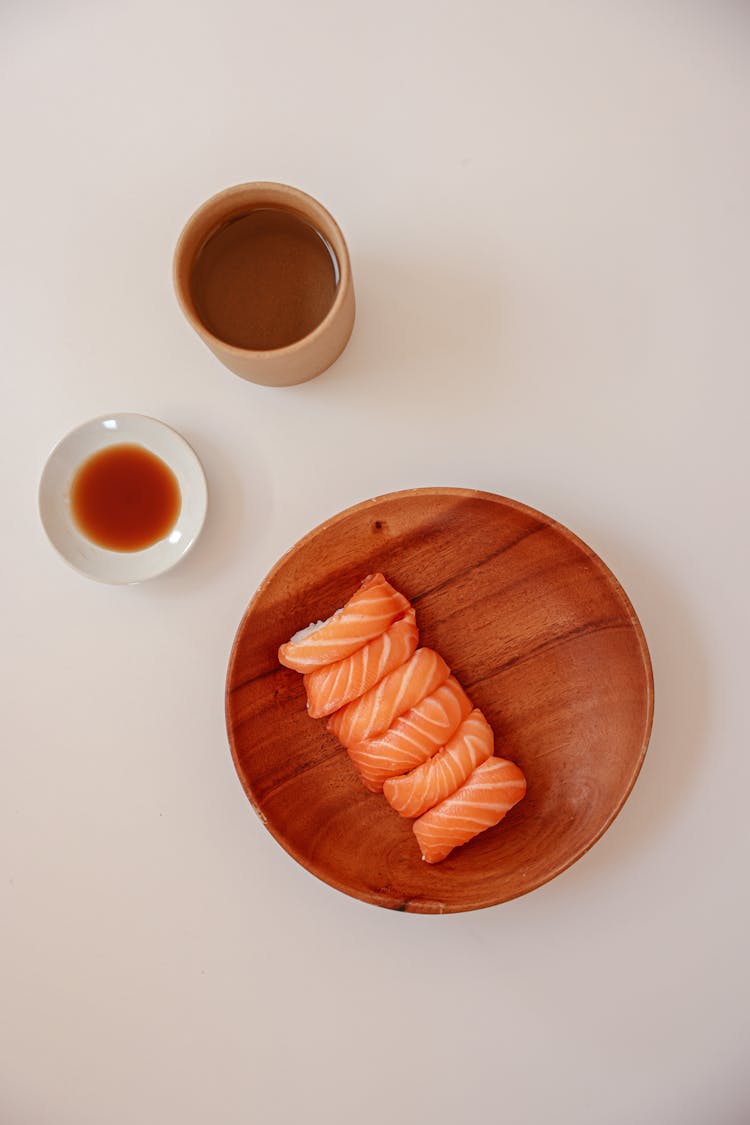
<box><xmin>2</xmin><ymin>2</ymin><xmax>749</xmax><ymax>1123</ymax></box>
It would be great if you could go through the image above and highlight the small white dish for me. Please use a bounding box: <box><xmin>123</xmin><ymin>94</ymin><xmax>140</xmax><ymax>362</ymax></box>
<box><xmin>39</xmin><ymin>413</ymin><xmax>208</xmax><ymax>584</ymax></box>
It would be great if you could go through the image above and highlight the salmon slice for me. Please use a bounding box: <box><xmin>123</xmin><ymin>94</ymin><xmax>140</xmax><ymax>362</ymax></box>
<box><xmin>328</xmin><ymin>647</ymin><xmax>449</xmax><ymax>749</ymax></box>
<box><xmin>413</xmin><ymin>756</ymin><xmax>527</xmax><ymax>863</ymax></box>
<box><xmin>278</xmin><ymin>574</ymin><xmax>410</xmax><ymax>673</ymax></box>
<box><xmin>303</xmin><ymin>610</ymin><xmax>419</xmax><ymax>719</ymax></box>
<box><xmin>346</xmin><ymin>676</ymin><xmax>472</xmax><ymax>793</ymax></box>
<box><xmin>383</xmin><ymin>709</ymin><xmax>494</xmax><ymax>818</ymax></box>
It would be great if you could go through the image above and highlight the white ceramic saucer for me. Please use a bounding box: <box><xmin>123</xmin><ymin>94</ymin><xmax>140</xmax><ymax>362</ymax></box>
<box><xmin>39</xmin><ymin>414</ymin><xmax>207</xmax><ymax>584</ymax></box>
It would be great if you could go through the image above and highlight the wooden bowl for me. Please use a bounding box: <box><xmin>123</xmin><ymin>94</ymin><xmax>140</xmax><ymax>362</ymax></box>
<box><xmin>226</xmin><ymin>488</ymin><xmax>653</xmax><ymax>913</ymax></box>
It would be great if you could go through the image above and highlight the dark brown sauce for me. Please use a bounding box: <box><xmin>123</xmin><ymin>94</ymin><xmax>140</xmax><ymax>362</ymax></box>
<box><xmin>71</xmin><ymin>444</ymin><xmax>181</xmax><ymax>552</ymax></box>
<box><xmin>190</xmin><ymin>207</ymin><xmax>338</xmax><ymax>350</ymax></box>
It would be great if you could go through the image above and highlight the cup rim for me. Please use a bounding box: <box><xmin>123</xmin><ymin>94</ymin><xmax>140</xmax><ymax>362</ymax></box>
<box><xmin>173</xmin><ymin>181</ymin><xmax>352</xmax><ymax>360</ymax></box>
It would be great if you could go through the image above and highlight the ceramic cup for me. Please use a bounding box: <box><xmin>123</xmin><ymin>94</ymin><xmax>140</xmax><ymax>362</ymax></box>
<box><xmin>173</xmin><ymin>182</ymin><xmax>355</xmax><ymax>388</ymax></box>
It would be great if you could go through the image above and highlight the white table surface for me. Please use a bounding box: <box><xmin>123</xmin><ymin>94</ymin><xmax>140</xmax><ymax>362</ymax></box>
<box><xmin>2</xmin><ymin>2</ymin><xmax>749</xmax><ymax>1123</ymax></box>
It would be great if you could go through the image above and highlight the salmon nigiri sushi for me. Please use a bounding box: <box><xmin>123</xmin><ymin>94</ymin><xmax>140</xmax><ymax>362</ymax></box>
<box><xmin>413</xmin><ymin>756</ymin><xmax>527</xmax><ymax>863</ymax></box>
<box><xmin>346</xmin><ymin>676</ymin><xmax>472</xmax><ymax>792</ymax></box>
<box><xmin>303</xmin><ymin>610</ymin><xmax>419</xmax><ymax>719</ymax></box>
<box><xmin>328</xmin><ymin>647</ymin><xmax>449</xmax><ymax>749</ymax></box>
<box><xmin>278</xmin><ymin>574</ymin><xmax>410</xmax><ymax>673</ymax></box>
<box><xmin>383</xmin><ymin>708</ymin><xmax>495</xmax><ymax>818</ymax></box>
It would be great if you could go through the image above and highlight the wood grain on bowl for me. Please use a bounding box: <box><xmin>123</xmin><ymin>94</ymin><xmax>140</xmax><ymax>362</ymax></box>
<box><xmin>225</xmin><ymin>488</ymin><xmax>653</xmax><ymax>913</ymax></box>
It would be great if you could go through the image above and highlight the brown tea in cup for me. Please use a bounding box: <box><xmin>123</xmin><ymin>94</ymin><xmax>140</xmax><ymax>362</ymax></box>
<box><xmin>189</xmin><ymin>208</ymin><xmax>339</xmax><ymax>351</ymax></box>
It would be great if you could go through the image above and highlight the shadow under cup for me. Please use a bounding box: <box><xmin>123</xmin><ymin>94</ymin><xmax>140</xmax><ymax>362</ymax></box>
<box><xmin>174</xmin><ymin>182</ymin><xmax>355</xmax><ymax>387</ymax></box>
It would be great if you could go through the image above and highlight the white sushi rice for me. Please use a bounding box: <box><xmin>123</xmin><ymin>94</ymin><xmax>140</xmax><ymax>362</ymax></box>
<box><xmin>289</xmin><ymin>605</ymin><xmax>344</xmax><ymax>644</ymax></box>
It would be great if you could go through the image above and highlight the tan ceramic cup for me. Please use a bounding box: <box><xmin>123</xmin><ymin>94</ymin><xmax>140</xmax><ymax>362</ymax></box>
<box><xmin>173</xmin><ymin>182</ymin><xmax>355</xmax><ymax>387</ymax></box>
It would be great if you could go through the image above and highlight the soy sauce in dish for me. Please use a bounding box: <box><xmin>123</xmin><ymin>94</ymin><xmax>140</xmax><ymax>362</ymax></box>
<box><xmin>71</xmin><ymin>443</ymin><xmax>181</xmax><ymax>552</ymax></box>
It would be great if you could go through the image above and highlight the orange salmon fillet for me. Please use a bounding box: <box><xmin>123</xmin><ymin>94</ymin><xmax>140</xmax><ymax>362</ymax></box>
<box><xmin>346</xmin><ymin>676</ymin><xmax>472</xmax><ymax>793</ymax></box>
<box><xmin>278</xmin><ymin>574</ymin><xmax>410</xmax><ymax>673</ymax></box>
<box><xmin>384</xmin><ymin>708</ymin><xmax>494</xmax><ymax>818</ymax></box>
<box><xmin>413</xmin><ymin>756</ymin><xmax>527</xmax><ymax>863</ymax></box>
<box><xmin>328</xmin><ymin>647</ymin><xmax>449</xmax><ymax>749</ymax></box>
<box><xmin>303</xmin><ymin>610</ymin><xmax>419</xmax><ymax>719</ymax></box>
